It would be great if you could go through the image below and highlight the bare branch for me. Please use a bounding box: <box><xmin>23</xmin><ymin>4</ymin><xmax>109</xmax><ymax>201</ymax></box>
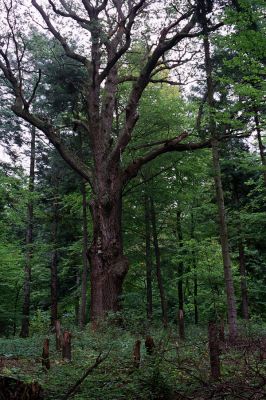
<box><xmin>13</xmin><ymin>104</ymin><xmax>93</xmax><ymax>183</ymax></box>
<box><xmin>31</xmin><ymin>0</ymin><xmax>88</xmax><ymax>65</ymax></box>
<box><xmin>48</xmin><ymin>0</ymin><xmax>91</xmax><ymax>30</ymax></box>
<box><xmin>27</xmin><ymin>69</ymin><xmax>42</xmax><ymax>107</ymax></box>
<box><xmin>110</xmin><ymin>12</ymin><xmax>199</xmax><ymax>163</ymax></box>
<box><xmin>99</xmin><ymin>0</ymin><xmax>147</xmax><ymax>82</ymax></box>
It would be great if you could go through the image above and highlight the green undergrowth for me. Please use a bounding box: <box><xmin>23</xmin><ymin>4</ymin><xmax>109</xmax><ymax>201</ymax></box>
<box><xmin>0</xmin><ymin>321</ymin><xmax>265</xmax><ymax>400</ymax></box>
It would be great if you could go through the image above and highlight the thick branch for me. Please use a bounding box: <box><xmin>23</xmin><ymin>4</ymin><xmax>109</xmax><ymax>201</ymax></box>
<box><xmin>12</xmin><ymin>104</ymin><xmax>92</xmax><ymax>183</ymax></box>
<box><xmin>111</xmin><ymin>13</ymin><xmax>223</xmax><ymax>163</ymax></box>
<box><xmin>123</xmin><ymin>132</ymin><xmax>211</xmax><ymax>183</ymax></box>
<box><xmin>110</xmin><ymin>12</ymin><xmax>198</xmax><ymax>162</ymax></box>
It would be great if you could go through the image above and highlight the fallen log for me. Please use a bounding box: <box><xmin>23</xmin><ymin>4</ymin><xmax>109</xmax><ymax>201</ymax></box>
<box><xmin>0</xmin><ymin>376</ymin><xmax>43</xmax><ymax>400</ymax></box>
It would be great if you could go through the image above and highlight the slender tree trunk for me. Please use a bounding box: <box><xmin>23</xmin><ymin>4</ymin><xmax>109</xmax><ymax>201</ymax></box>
<box><xmin>144</xmin><ymin>191</ymin><xmax>153</xmax><ymax>321</ymax></box>
<box><xmin>233</xmin><ymin>181</ymin><xmax>249</xmax><ymax>320</ymax></box>
<box><xmin>212</xmin><ymin>141</ymin><xmax>238</xmax><ymax>340</ymax></box>
<box><xmin>150</xmin><ymin>197</ymin><xmax>168</xmax><ymax>327</ymax></box>
<box><xmin>254</xmin><ymin>109</ymin><xmax>266</xmax><ymax>187</ymax></box>
<box><xmin>79</xmin><ymin>181</ymin><xmax>89</xmax><ymax>328</ymax></box>
<box><xmin>199</xmin><ymin>0</ymin><xmax>238</xmax><ymax>340</ymax></box>
<box><xmin>208</xmin><ymin>321</ymin><xmax>221</xmax><ymax>380</ymax></box>
<box><xmin>191</xmin><ymin>212</ymin><xmax>198</xmax><ymax>324</ymax></box>
<box><xmin>51</xmin><ymin>197</ymin><xmax>59</xmax><ymax>327</ymax></box>
<box><xmin>13</xmin><ymin>284</ymin><xmax>22</xmax><ymax>336</ymax></box>
<box><xmin>88</xmin><ymin>173</ymin><xmax>129</xmax><ymax>321</ymax></box>
<box><xmin>75</xmin><ymin>271</ymin><xmax>80</xmax><ymax>325</ymax></box>
<box><xmin>176</xmin><ymin>210</ymin><xmax>185</xmax><ymax>339</ymax></box>
<box><xmin>20</xmin><ymin>127</ymin><xmax>36</xmax><ymax>338</ymax></box>
<box><xmin>238</xmin><ymin>240</ymin><xmax>249</xmax><ymax>320</ymax></box>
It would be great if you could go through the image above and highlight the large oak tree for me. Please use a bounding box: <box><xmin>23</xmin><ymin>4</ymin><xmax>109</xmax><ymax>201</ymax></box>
<box><xmin>0</xmin><ymin>0</ymin><xmax>225</xmax><ymax>320</ymax></box>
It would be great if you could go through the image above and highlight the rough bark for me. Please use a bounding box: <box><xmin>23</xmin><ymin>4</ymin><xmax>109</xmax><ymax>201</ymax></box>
<box><xmin>176</xmin><ymin>210</ymin><xmax>185</xmax><ymax>339</ymax></box>
<box><xmin>79</xmin><ymin>181</ymin><xmax>89</xmax><ymax>328</ymax></box>
<box><xmin>88</xmin><ymin>173</ymin><xmax>129</xmax><ymax>321</ymax></box>
<box><xmin>199</xmin><ymin>0</ymin><xmax>238</xmax><ymax>340</ymax></box>
<box><xmin>150</xmin><ymin>197</ymin><xmax>168</xmax><ymax>328</ymax></box>
<box><xmin>20</xmin><ymin>126</ymin><xmax>36</xmax><ymax>338</ymax></box>
<box><xmin>62</xmin><ymin>331</ymin><xmax>72</xmax><ymax>362</ymax></box>
<box><xmin>144</xmin><ymin>191</ymin><xmax>153</xmax><ymax>321</ymax></box>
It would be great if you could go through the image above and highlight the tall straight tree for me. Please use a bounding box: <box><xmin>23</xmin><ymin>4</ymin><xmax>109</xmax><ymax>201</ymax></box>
<box><xmin>0</xmin><ymin>0</ymin><xmax>227</xmax><ymax>320</ymax></box>
<box><xmin>79</xmin><ymin>180</ymin><xmax>89</xmax><ymax>328</ymax></box>
<box><xmin>150</xmin><ymin>197</ymin><xmax>168</xmax><ymax>327</ymax></box>
<box><xmin>20</xmin><ymin>126</ymin><xmax>36</xmax><ymax>338</ymax></box>
<box><xmin>50</xmin><ymin>188</ymin><xmax>59</xmax><ymax>327</ymax></box>
<box><xmin>198</xmin><ymin>0</ymin><xmax>238</xmax><ymax>339</ymax></box>
<box><xmin>144</xmin><ymin>191</ymin><xmax>153</xmax><ymax>321</ymax></box>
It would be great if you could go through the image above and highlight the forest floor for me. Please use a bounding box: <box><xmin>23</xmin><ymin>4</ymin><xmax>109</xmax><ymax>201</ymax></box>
<box><xmin>0</xmin><ymin>322</ymin><xmax>265</xmax><ymax>400</ymax></box>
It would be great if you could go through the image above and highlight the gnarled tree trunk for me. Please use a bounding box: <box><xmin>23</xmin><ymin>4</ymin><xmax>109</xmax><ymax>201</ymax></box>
<box><xmin>88</xmin><ymin>174</ymin><xmax>128</xmax><ymax>320</ymax></box>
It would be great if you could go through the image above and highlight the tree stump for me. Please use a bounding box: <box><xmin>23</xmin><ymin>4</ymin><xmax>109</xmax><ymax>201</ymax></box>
<box><xmin>145</xmin><ymin>336</ymin><xmax>155</xmax><ymax>355</ymax></box>
<box><xmin>178</xmin><ymin>309</ymin><xmax>185</xmax><ymax>340</ymax></box>
<box><xmin>62</xmin><ymin>331</ymin><xmax>72</xmax><ymax>362</ymax></box>
<box><xmin>42</xmin><ymin>338</ymin><xmax>50</xmax><ymax>370</ymax></box>
<box><xmin>208</xmin><ymin>321</ymin><xmax>221</xmax><ymax>380</ymax></box>
<box><xmin>133</xmin><ymin>340</ymin><xmax>141</xmax><ymax>367</ymax></box>
<box><xmin>55</xmin><ymin>319</ymin><xmax>62</xmax><ymax>350</ymax></box>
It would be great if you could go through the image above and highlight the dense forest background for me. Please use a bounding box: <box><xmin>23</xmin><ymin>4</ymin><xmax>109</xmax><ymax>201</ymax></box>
<box><xmin>0</xmin><ymin>0</ymin><xmax>265</xmax><ymax>399</ymax></box>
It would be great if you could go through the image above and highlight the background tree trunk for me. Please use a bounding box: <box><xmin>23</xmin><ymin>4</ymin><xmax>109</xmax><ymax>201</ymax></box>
<box><xmin>176</xmin><ymin>210</ymin><xmax>185</xmax><ymax>339</ymax></box>
<box><xmin>191</xmin><ymin>212</ymin><xmax>198</xmax><ymax>325</ymax></box>
<box><xmin>20</xmin><ymin>126</ymin><xmax>36</xmax><ymax>338</ymax></box>
<box><xmin>79</xmin><ymin>181</ymin><xmax>89</xmax><ymax>328</ymax></box>
<box><xmin>233</xmin><ymin>180</ymin><xmax>249</xmax><ymax>320</ymax></box>
<box><xmin>144</xmin><ymin>191</ymin><xmax>153</xmax><ymax>321</ymax></box>
<box><xmin>238</xmin><ymin>240</ymin><xmax>249</xmax><ymax>320</ymax></box>
<box><xmin>199</xmin><ymin>0</ymin><xmax>238</xmax><ymax>340</ymax></box>
<box><xmin>254</xmin><ymin>109</ymin><xmax>266</xmax><ymax>187</ymax></box>
<box><xmin>150</xmin><ymin>197</ymin><xmax>168</xmax><ymax>327</ymax></box>
<box><xmin>51</xmin><ymin>195</ymin><xmax>59</xmax><ymax>327</ymax></box>
<box><xmin>208</xmin><ymin>321</ymin><xmax>221</xmax><ymax>380</ymax></box>
<box><xmin>212</xmin><ymin>141</ymin><xmax>238</xmax><ymax>340</ymax></box>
